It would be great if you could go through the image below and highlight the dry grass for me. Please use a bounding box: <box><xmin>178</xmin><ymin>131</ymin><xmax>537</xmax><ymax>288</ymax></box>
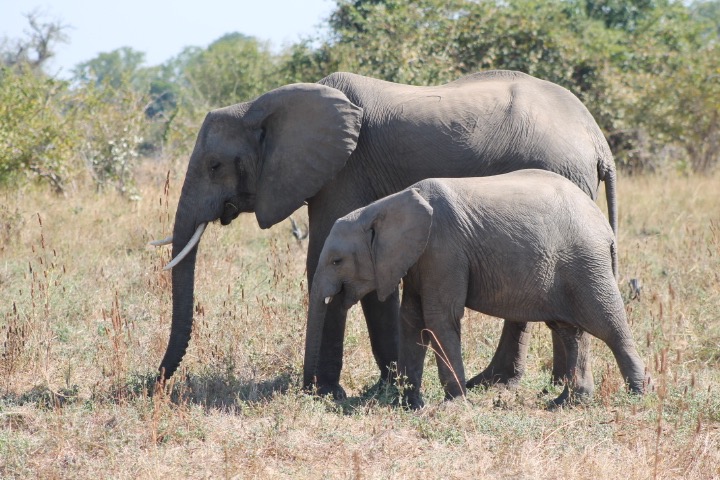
<box><xmin>1</xmin><ymin>161</ymin><xmax>719</xmax><ymax>479</ymax></box>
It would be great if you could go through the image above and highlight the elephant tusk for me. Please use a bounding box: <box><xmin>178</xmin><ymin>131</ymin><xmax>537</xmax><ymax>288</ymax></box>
<box><xmin>163</xmin><ymin>223</ymin><xmax>207</xmax><ymax>271</ymax></box>
<box><xmin>324</xmin><ymin>296</ymin><xmax>333</xmax><ymax>305</ymax></box>
<box><xmin>149</xmin><ymin>235</ymin><xmax>173</xmax><ymax>246</ymax></box>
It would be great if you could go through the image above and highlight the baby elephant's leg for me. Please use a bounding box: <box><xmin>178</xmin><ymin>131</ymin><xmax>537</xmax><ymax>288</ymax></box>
<box><xmin>545</xmin><ymin>321</ymin><xmax>594</xmax><ymax>406</ymax></box>
<box><xmin>398</xmin><ymin>292</ymin><xmax>428</xmax><ymax>409</ymax></box>
<box><xmin>575</xmin><ymin>291</ymin><xmax>647</xmax><ymax>395</ymax></box>
<box><xmin>423</xmin><ymin>304</ymin><xmax>466</xmax><ymax>402</ymax></box>
<box><xmin>466</xmin><ymin>320</ymin><xmax>531</xmax><ymax>389</ymax></box>
<box><xmin>581</xmin><ymin>324</ymin><xmax>646</xmax><ymax>394</ymax></box>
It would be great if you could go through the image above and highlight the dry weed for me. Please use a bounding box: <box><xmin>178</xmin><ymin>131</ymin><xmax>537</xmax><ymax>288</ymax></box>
<box><xmin>0</xmin><ymin>167</ymin><xmax>718</xmax><ymax>479</ymax></box>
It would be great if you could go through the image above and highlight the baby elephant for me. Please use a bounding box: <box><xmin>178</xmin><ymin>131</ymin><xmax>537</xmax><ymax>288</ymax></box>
<box><xmin>303</xmin><ymin>170</ymin><xmax>646</xmax><ymax>409</ymax></box>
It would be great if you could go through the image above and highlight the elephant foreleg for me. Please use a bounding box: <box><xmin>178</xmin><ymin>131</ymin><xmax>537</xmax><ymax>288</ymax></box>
<box><xmin>424</xmin><ymin>318</ymin><xmax>466</xmax><ymax>402</ymax></box>
<box><xmin>360</xmin><ymin>288</ymin><xmax>401</xmax><ymax>385</ymax></box>
<box><xmin>398</xmin><ymin>290</ymin><xmax>426</xmax><ymax>409</ymax></box>
<box><xmin>466</xmin><ymin>320</ymin><xmax>531</xmax><ymax>389</ymax></box>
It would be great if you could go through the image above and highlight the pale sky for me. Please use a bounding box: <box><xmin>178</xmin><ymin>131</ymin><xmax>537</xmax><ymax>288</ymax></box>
<box><xmin>0</xmin><ymin>0</ymin><xmax>335</xmax><ymax>77</ymax></box>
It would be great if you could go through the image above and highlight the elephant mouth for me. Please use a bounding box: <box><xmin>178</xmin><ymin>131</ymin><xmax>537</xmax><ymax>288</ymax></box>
<box><xmin>220</xmin><ymin>194</ymin><xmax>255</xmax><ymax>225</ymax></box>
<box><xmin>335</xmin><ymin>284</ymin><xmax>360</xmax><ymax>311</ymax></box>
<box><xmin>322</xmin><ymin>284</ymin><xmax>351</xmax><ymax>309</ymax></box>
<box><xmin>220</xmin><ymin>202</ymin><xmax>241</xmax><ymax>225</ymax></box>
<box><xmin>322</xmin><ymin>285</ymin><xmax>342</xmax><ymax>306</ymax></box>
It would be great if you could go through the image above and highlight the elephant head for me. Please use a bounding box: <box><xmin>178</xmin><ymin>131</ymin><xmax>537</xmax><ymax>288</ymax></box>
<box><xmin>303</xmin><ymin>188</ymin><xmax>433</xmax><ymax>387</ymax></box>
<box><xmin>156</xmin><ymin>83</ymin><xmax>363</xmax><ymax>380</ymax></box>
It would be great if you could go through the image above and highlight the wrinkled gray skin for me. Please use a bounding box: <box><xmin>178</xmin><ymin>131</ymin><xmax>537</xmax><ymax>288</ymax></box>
<box><xmin>159</xmin><ymin>71</ymin><xmax>618</xmax><ymax>399</ymax></box>
<box><xmin>306</xmin><ymin>171</ymin><xmax>644</xmax><ymax>409</ymax></box>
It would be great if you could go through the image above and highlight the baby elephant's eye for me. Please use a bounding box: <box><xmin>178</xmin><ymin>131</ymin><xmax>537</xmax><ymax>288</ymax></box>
<box><xmin>210</xmin><ymin>162</ymin><xmax>221</xmax><ymax>172</ymax></box>
<box><xmin>331</xmin><ymin>259</ymin><xmax>342</xmax><ymax>266</ymax></box>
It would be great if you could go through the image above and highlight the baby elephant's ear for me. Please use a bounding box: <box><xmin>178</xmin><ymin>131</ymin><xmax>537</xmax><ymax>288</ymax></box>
<box><xmin>363</xmin><ymin>188</ymin><xmax>433</xmax><ymax>301</ymax></box>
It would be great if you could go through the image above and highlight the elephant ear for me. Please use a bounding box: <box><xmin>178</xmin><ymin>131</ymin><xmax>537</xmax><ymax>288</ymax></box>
<box><xmin>247</xmin><ymin>83</ymin><xmax>363</xmax><ymax>229</ymax></box>
<box><xmin>362</xmin><ymin>188</ymin><xmax>433</xmax><ymax>302</ymax></box>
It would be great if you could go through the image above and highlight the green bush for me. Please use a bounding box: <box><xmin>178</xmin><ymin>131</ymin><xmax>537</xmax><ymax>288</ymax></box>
<box><xmin>180</xmin><ymin>33</ymin><xmax>285</xmax><ymax>107</ymax></box>
<box><xmin>74</xmin><ymin>82</ymin><xmax>147</xmax><ymax>194</ymax></box>
<box><xmin>0</xmin><ymin>65</ymin><xmax>149</xmax><ymax>194</ymax></box>
<box><xmin>282</xmin><ymin>0</ymin><xmax>720</xmax><ymax>173</ymax></box>
<box><xmin>2</xmin><ymin>1</ymin><xmax>718</xmax><ymax>182</ymax></box>
<box><xmin>0</xmin><ymin>66</ymin><xmax>79</xmax><ymax>192</ymax></box>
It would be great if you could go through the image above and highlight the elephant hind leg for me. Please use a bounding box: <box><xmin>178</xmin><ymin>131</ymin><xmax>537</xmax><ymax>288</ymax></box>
<box><xmin>466</xmin><ymin>320</ymin><xmax>531</xmax><ymax>389</ymax></box>
<box><xmin>545</xmin><ymin>321</ymin><xmax>594</xmax><ymax>407</ymax></box>
<box><xmin>582</xmin><ymin>322</ymin><xmax>646</xmax><ymax>395</ymax></box>
<box><xmin>573</xmin><ymin>292</ymin><xmax>647</xmax><ymax>395</ymax></box>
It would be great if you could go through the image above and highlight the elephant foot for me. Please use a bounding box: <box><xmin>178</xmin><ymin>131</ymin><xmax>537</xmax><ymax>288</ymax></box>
<box><xmin>541</xmin><ymin>381</ymin><xmax>562</xmax><ymax>395</ymax></box>
<box><xmin>547</xmin><ymin>386</ymin><xmax>571</xmax><ymax>409</ymax></box>
<box><xmin>466</xmin><ymin>366</ymin><xmax>523</xmax><ymax>390</ymax></box>
<box><xmin>546</xmin><ymin>386</ymin><xmax>592</xmax><ymax>409</ymax></box>
<box><xmin>361</xmin><ymin>377</ymin><xmax>399</xmax><ymax>403</ymax></box>
<box><xmin>541</xmin><ymin>375</ymin><xmax>571</xmax><ymax>395</ymax></box>
<box><xmin>401</xmin><ymin>393</ymin><xmax>424</xmax><ymax>410</ymax></box>
<box><xmin>304</xmin><ymin>381</ymin><xmax>347</xmax><ymax>400</ymax></box>
<box><xmin>628</xmin><ymin>377</ymin><xmax>648</xmax><ymax>395</ymax></box>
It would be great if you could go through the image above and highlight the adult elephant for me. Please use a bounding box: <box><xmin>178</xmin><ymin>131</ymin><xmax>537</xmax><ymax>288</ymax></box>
<box><xmin>154</xmin><ymin>71</ymin><xmax>618</xmax><ymax>400</ymax></box>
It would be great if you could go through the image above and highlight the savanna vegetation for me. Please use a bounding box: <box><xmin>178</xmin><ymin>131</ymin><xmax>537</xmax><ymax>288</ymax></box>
<box><xmin>1</xmin><ymin>1</ymin><xmax>719</xmax><ymax>478</ymax></box>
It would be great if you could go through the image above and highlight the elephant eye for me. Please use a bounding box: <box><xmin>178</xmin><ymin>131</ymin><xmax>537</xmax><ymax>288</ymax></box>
<box><xmin>210</xmin><ymin>162</ymin><xmax>221</xmax><ymax>172</ymax></box>
<box><xmin>331</xmin><ymin>258</ymin><xmax>342</xmax><ymax>266</ymax></box>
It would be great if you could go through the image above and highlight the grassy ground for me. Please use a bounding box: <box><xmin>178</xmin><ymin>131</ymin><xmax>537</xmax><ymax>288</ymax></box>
<box><xmin>1</xmin><ymin>162</ymin><xmax>719</xmax><ymax>479</ymax></box>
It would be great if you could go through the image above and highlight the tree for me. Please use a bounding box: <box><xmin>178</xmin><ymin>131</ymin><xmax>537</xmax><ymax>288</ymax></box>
<box><xmin>286</xmin><ymin>0</ymin><xmax>719</xmax><ymax>173</ymax></box>
<box><xmin>0</xmin><ymin>10</ymin><xmax>69</xmax><ymax>71</ymax></box>
<box><xmin>73</xmin><ymin>47</ymin><xmax>146</xmax><ymax>89</ymax></box>
<box><xmin>0</xmin><ymin>66</ymin><xmax>77</xmax><ymax>191</ymax></box>
<box><xmin>321</xmin><ymin>0</ymin><xmax>469</xmax><ymax>85</ymax></box>
<box><xmin>691</xmin><ymin>0</ymin><xmax>720</xmax><ymax>38</ymax></box>
<box><xmin>180</xmin><ymin>33</ymin><xmax>283</xmax><ymax>107</ymax></box>
<box><xmin>0</xmin><ymin>12</ymin><xmax>75</xmax><ymax>191</ymax></box>
<box><xmin>584</xmin><ymin>0</ymin><xmax>659</xmax><ymax>30</ymax></box>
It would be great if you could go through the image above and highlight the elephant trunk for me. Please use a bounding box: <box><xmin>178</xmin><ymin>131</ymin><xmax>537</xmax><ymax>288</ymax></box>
<box><xmin>303</xmin><ymin>283</ymin><xmax>330</xmax><ymax>389</ymax></box>
<box><xmin>158</xmin><ymin>199</ymin><xmax>203</xmax><ymax>380</ymax></box>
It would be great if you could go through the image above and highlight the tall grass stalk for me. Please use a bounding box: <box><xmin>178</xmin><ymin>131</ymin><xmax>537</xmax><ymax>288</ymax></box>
<box><xmin>0</xmin><ymin>165</ymin><xmax>718</xmax><ymax>478</ymax></box>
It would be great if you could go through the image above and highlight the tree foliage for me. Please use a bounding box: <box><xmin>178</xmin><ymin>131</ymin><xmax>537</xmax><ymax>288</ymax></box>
<box><xmin>0</xmin><ymin>10</ymin><xmax>69</xmax><ymax>71</ymax></box>
<box><xmin>0</xmin><ymin>66</ymin><xmax>77</xmax><ymax>192</ymax></box>
<box><xmin>284</xmin><ymin>0</ymin><xmax>720</xmax><ymax>173</ymax></box>
<box><xmin>1</xmin><ymin>1</ymin><xmax>718</xmax><ymax>193</ymax></box>
<box><xmin>0</xmin><ymin>16</ymin><xmax>148</xmax><ymax>193</ymax></box>
<box><xmin>73</xmin><ymin>47</ymin><xmax>146</xmax><ymax>90</ymax></box>
<box><xmin>179</xmin><ymin>33</ymin><xmax>284</xmax><ymax>107</ymax></box>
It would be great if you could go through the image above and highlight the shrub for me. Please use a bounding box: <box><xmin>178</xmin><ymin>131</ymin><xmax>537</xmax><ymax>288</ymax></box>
<box><xmin>0</xmin><ymin>66</ymin><xmax>79</xmax><ymax>192</ymax></box>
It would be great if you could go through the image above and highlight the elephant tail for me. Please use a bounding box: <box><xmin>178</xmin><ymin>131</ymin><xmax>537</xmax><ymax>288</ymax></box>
<box><xmin>603</xmin><ymin>166</ymin><xmax>618</xmax><ymax>240</ymax></box>
<box><xmin>600</xmin><ymin>161</ymin><xmax>619</xmax><ymax>280</ymax></box>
